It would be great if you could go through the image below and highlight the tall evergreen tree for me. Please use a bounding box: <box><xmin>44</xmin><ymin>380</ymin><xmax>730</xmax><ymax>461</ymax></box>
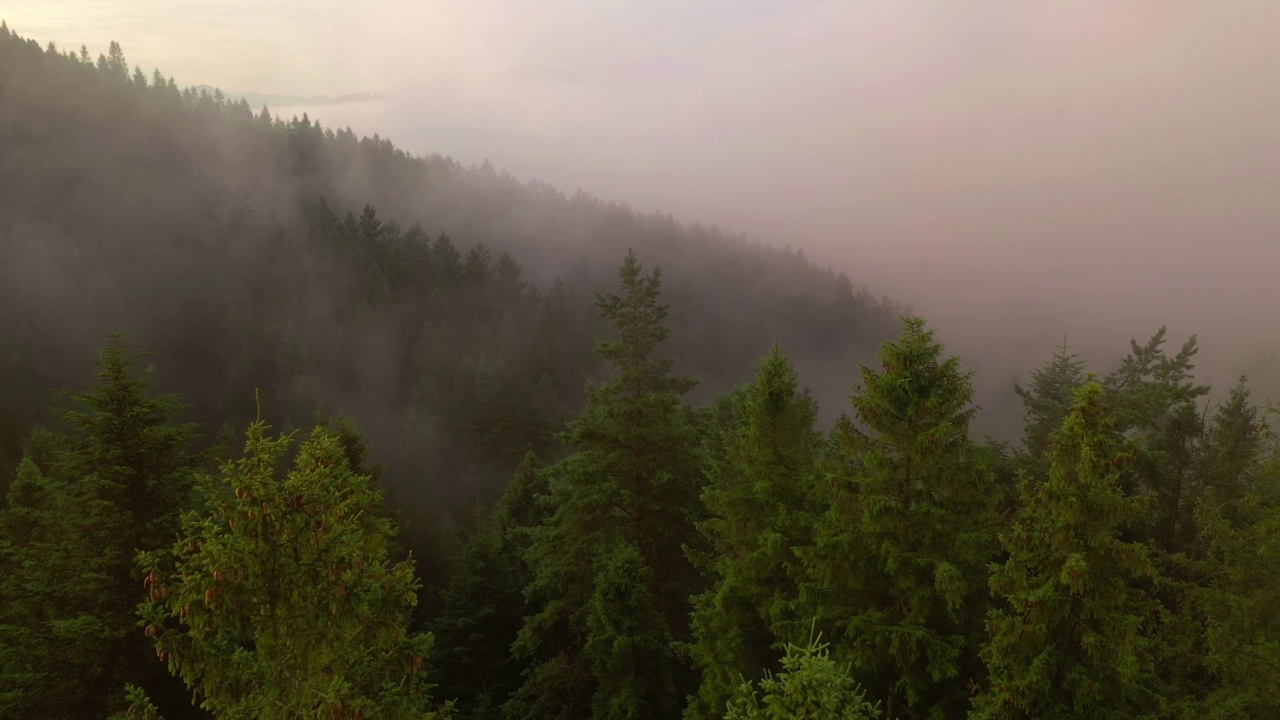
<box><xmin>1193</xmin><ymin>378</ymin><xmax>1261</xmax><ymax>515</ymax></box>
<box><xmin>1149</xmin><ymin>382</ymin><xmax>1262</xmax><ymax>718</ymax></box>
<box><xmin>1101</xmin><ymin>328</ymin><xmax>1209</xmax><ymax>537</ymax></box>
<box><xmin>973</xmin><ymin>380</ymin><xmax>1162</xmax><ymax>719</ymax></box>
<box><xmin>1192</xmin><ymin>483</ymin><xmax>1280</xmax><ymax>717</ymax></box>
<box><xmin>684</xmin><ymin>344</ymin><xmax>823</xmax><ymax>720</ymax></box>
<box><xmin>431</xmin><ymin>453</ymin><xmax>551</xmax><ymax>718</ymax></box>
<box><xmin>0</xmin><ymin>335</ymin><xmax>198</xmax><ymax>719</ymax></box>
<box><xmin>1014</xmin><ymin>337</ymin><xmax>1086</xmax><ymax>461</ymax></box>
<box><xmin>801</xmin><ymin>316</ymin><xmax>998</xmax><ymax>720</ymax></box>
<box><xmin>507</xmin><ymin>251</ymin><xmax>705</xmax><ymax>720</ymax></box>
<box><xmin>136</xmin><ymin>415</ymin><xmax>449</xmax><ymax>719</ymax></box>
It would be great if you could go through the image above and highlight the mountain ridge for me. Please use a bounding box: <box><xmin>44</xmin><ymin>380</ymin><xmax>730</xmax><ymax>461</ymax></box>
<box><xmin>190</xmin><ymin>83</ymin><xmax>389</xmax><ymax>107</ymax></box>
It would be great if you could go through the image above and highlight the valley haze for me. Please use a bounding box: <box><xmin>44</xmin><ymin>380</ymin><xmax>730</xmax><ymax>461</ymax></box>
<box><xmin>7</xmin><ymin>0</ymin><xmax>1280</xmax><ymax>435</ymax></box>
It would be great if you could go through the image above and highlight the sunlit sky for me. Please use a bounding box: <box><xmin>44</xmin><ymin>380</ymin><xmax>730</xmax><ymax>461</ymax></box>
<box><xmin>7</xmin><ymin>2</ymin><xmax>1280</xmax><ymax>373</ymax></box>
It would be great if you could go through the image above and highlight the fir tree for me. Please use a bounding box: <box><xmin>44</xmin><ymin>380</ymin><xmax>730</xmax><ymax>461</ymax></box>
<box><xmin>1193</xmin><ymin>488</ymin><xmax>1280</xmax><ymax>717</ymax></box>
<box><xmin>136</xmin><ymin>414</ymin><xmax>448</xmax><ymax>719</ymax></box>
<box><xmin>801</xmin><ymin>316</ymin><xmax>998</xmax><ymax>720</ymax></box>
<box><xmin>431</xmin><ymin>453</ymin><xmax>550</xmax><ymax>718</ymax></box>
<box><xmin>685</xmin><ymin>344</ymin><xmax>823</xmax><ymax>719</ymax></box>
<box><xmin>724</xmin><ymin>631</ymin><xmax>881</xmax><ymax>720</ymax></box>
<box><xmin>507</xmin><ymin>251</ymin><xmax>705</xmax><ymax>720</ymax></box>
<box><xmin>1014</xmin><ymin>337</ymin><xmax>1086</xmax><ymax>460</ymax></box>
<box><xmin>0</xmin><ymin>335</ymin><xmax>198</xmax><ymax>719</ymax></box>
<box><xmin>1176</xmin><ymin>396</ymin><xmax>1280</xmax><ymax>717</ymax></box>
<box><xmin>973</xmin><ymin>381</ymin><xmax>1162</xmax><ymax>719</ymax></box>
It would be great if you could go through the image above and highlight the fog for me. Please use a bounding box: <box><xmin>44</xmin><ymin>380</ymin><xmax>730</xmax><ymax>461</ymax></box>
<box><xmin>9</xmin><ymin>0</ymin><xmax>1280</xmax><ymax>409</ymax></box>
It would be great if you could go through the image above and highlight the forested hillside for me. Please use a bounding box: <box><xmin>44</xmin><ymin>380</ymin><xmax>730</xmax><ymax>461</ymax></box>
<box><xmin>3</xmin><ymin>23</ymin><xmax>1280</xmax><ymax>720</ymax></box>
<box><xmin>0</xmin><ymin>25</ymin><xmax>901</xmax><ymax>515</ymax></box>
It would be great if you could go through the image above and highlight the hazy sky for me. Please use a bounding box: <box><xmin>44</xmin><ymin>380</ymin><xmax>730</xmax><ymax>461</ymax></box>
<box><xmin>7</xmin><ymin>1</ymin><xmax>1280</xmax><ymax>381</ymax></box>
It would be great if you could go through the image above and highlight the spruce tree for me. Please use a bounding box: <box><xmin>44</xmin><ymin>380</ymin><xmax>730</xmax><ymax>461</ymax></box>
<box><xmin>507</xmin><ymin>251</ymin><xmax>704</xmax><ymax>720</ymax></box>
<box><xmin>973</xmin><ymin>381</ymin><xmax>1162</xmax><ymax>719</ymax></box>
<box><xmin>0</xmin><ymin>335</ymin><xmax>198</xmax><ymax>719</ymax></box>
<box><xmin>685</xmin><ymin>344</ymin><xmax>823</xmax><ymax>719</ymax></box>
<box><xmin>136</xmin><ymin>415</ymin><xmax>448</xmax><ymax>719</ymax></box>
<box><xmin>1100</xmin><ymin>328</ymin><xmax>1208</xmax><ymax>535</ymax></box>
<box><xmin>724</xmin><ymin>632</ymin><xmax>880</xmax><ymax>720</ymax></box>
<box><xmin>1194</xmin><ymin>378</ymin><xmax>1261</xmax><ymax>515</ymax></box>
<box><xmin>431</xmin><ymin>453</ymin><xmax>551</xmax><ymax>718</ymax></box>
<box><xmin>1014</xmin><ymin>337</ymin><xmax>1086</xmax><ymax>461</ymax></box>
<box><xmin>801</xmin><ymin>316</ymin><xmax>998</xmax><ymax>720</ymax></box>
<box><xmin>1193</xmin><ymin>487</ymin><xmax>1280</xmax><ymax>717</ymax></box>
<box><xmin>1175</xmin><ymin>393</ymin><xmax>1279</xmax><ymax>718</ymax></box>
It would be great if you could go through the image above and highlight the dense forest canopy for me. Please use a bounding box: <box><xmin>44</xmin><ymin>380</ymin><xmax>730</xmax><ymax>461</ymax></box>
<box><xmin>3</xmin><ymin>23</ymin><xmax>1280</xmax><ymax>720</ymax></box>
<box><xmin>0</xmin><ymin>24</ymin><xmax>904</xmax><ymax>512</ymax></box>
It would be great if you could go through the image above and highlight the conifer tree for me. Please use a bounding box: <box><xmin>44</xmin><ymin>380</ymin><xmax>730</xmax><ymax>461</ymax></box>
<box><xmin>1194</xmin><ymin>378</ymin><xmax>1261</xmax><ymax>513</ymax></box>
<box><xmin>685</xmin><ymin>344</ymin><xmax>823</xmax><ymax>719</ymax></box>
<box><xmin>1193</xmin><ymin>486</ymin><xmax>1280</xmax><ymax>717</ymax></box>
<box><xmin>136</xmin><ymin>415</ymin><xmax>448</xmax><ymax>719</ymax></box>
<box><xmin>801</xmin><ymin>316</ymin><xmax>998</xmax><ymax>720</ymax></box>
<box><xmin>1149</xmin><ymin>382</ymin><xmax>1261</xmax><ymax>716</ymax></box>
<box><xmin>1100</xmin><ymin>328</ymin><xmax>1208</xmax><ymax>532</ymax></box>
<box><xmin>507</xmin><ymin>251</ymin><xmax>705</xmax><ymax>720</ymax></box>
<box><xmin>0</xmin><ymin>335</ymin><xmax>198</xmax><ymax>719</ymax></box>
<box><xmin>1167</xmin><ymin>395</ymin><xmax>1279</xmax><ymax>717</ymax></box>
<box><xmin>1014</xmin><ymin>337</ymin><xmax>1086</xmax><ymax>461</ymax></box>
<box><xmin>973</xmin><ymin>381</ymin><xmax>1162</xmax><ymax>719</ymax></box>
<box><xmin>724</xmin><ymin>632</ymin><xmax>880</xmax><ymax>720</ymax></box>
<box><xmin>431</xmin><ymin>453</ymin><xmax>550</xmax><ymax>718</ymax></box>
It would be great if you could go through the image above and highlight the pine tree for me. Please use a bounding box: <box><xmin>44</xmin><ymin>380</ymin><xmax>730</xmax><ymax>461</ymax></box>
<box><xmin>685</xmin><ymin>344</ymin><xmax>823</xmax><ymax>720</ymax></box>
<box><xmin>973</xmin><ymin>381</ymin><xmax>1162</xmax><ymax>719</ymax></box>
<box><xmin>136</xmin><ymin>415</ymin><xmax>449</xmax><ymax>719</ymax></box>
<box><xmin>801</xmin><ymin>316</ymin><xmax>998</xmax><ymax>720</ymax></box>
<box><xmin>507</xmin><ymin>251</ymin><xmax>705</xmax><ymax>720</ymax></box>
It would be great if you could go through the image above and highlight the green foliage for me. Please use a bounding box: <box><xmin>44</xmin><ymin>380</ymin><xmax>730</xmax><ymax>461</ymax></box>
<box><xmin>0</xmin><ymin>26</ymin><xmax>900</xmax><ymax>539</ymax></box>
<box><xmin>430</xmin><ymin>453</ymin><xmax>550</xmax><ymax>718</ymax></box>
<box><xmin>724</xmin><ymin>632</ymin><xmax>880</xmax><ymax>720</ymax></box>
<box><xmin>974</xmin><ymin>381</ymin><xmax>1162</xmax><ymax>719</ymax></box>
<box><xmin>0</xmin><ymin>334</ymin><xmax>198</xmax><ymax>719</ymax></box>
<box><xmin>1100</xmin><ymin>328</ymin><xmax>1209</xmax><ymax>544</ymax></box>
<box><xmin>801</xmin><ymin>316</ymin><xmax>999</xmax><ymax>720</ymax></box>
<box><xmin>110</xmin><ymin>684</ymin><xmax>165</xmax><ymax>720</ymax></box>
<box><xmin>3</xmin><ymin>25</ymin><xmax>1280</xmax><ymax>720</ymax></box>
<box><xmin>1014</xmin><ymin>338</ymin><xmax>1086</xmax><ymax>460</ymax></box>
<box><xmin>685</xmin><ymin>344</ymin><xmax>824</xmax><ymax>719</ymax></box>
<box><xmin>1183</xmin><ymin>403</ymin><xmax>1280</xmax><ymax>718</ymax></box>
<box><xmin>137</xmin><ymin>416</ymin><xmax>449</xmax><ymax>719</ymax></box>
<box><xmin>509</xmin><ymin>251</ymin><xmax>705</xmax><ymax>719</ymax></box>
<box><xmin>1193</xmin><ymin>490</ymin><xmax>1280</xmax><ymax>718</ymax></box>
<box><xmin>1102</xmin><ymin>328</ymin><xmax>1208</xmax><ymax>436</ymax></box>
<box><xmin>1196</xmin><ymin>378</ymin><xmax>1263</xmax><ymax>510</ymax></box>
<box><xmin>1150</xmin><ymin>378</ymin><xmax>1264</xmax><ymax>714</ymax></box>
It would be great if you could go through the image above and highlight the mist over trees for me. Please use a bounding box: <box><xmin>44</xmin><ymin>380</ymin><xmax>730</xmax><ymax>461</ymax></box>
<box><xmin>3</xmin><ymin>24</ymin><xmax>1280</xmax><ymax>720</ymax></box>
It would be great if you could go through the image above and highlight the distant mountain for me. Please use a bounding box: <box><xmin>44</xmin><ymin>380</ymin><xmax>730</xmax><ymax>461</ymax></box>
<box><xmin>190</xmin><ymin>83</ymin><xmax>388</xmax><ymax>107</ymax></box>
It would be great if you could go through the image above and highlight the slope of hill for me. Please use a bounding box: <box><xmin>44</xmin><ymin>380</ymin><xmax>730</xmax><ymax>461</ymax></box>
<box><xmin>190</xmin><ymin>83</ymin><xmax>389</xmax><ymax>107</ymax></box>
<box><xmin>0</xmin><ymin>25</ymin><xmax>902</xmax><ymax>520</ymax></box>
